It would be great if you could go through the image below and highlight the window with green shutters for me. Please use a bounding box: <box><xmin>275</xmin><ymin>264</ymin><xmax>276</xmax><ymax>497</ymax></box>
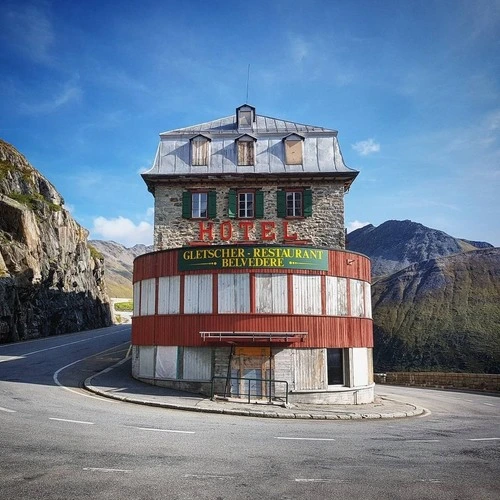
<box><xmin>228</xmin><ymin>189</ymin><xmax>264</xmax><ymax>219</ymax></box>
<box><xmin>182</xmin><ymin>191</ymin><xmax>216</xmax><ymax>219</ymax></box>
<box><xmin>277</xmin><ymin>189</ymin><xmax>312</xmax><ymax>218</ymax></box>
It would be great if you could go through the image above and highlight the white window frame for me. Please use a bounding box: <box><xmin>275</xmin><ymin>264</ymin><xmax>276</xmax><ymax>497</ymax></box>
<box><xmin>192</xmin><ymin>192</ymin><xmax>208</xmax><ymax>219</ymax></box>
<box><xmin>286</xmin><ymin>191</ymin><xmax>303</xmax><ymax>217</ymax></box>
<box><xmin>238</xmin><ymin>191</ymin><xmax>254</xmax><ymax>218</ymax></box>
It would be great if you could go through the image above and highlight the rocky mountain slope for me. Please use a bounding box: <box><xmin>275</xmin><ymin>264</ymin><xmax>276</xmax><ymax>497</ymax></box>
<box><xmin>347</xmin><ymin>220</ymin><xmax>493</xmax><ymax>277</ymax></box>
<box><xmin>88</xmin><ymin>240</ymin><xmax>152</xmax><ymax>298</ymax></box>
<box><xmin>371</xmin><ymin>248</ymin><xmax>500</xmax><ymax>373</ymax></box>
<box><xmin>0</xmin><ymin>139</ymin><xmax>112</xmax><ymax>343</ymax></box>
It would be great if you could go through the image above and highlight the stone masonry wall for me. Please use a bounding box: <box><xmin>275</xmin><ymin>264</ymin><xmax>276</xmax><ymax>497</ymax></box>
<box><xmin>375</xmin><ymin>372</ymin><xmax>500</xmax><ymax>392</ymax></box>
<box><xmin>153</xmin><ymin>181</ymin><xmax>346</xmax><ymax>251</ymax></box>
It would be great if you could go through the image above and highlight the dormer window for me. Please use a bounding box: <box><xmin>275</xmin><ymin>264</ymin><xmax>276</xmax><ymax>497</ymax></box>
<box><xmin>236</xmin><ymin>134</ymin><xmax>256</xmax><ymax>166</ymax></box>
<box><xmin>283</xmin><ymin>133</ymin><xmax>304</xmax><ymax>165</ymax></box>
<box><xmin>190</xmin><ymin>134</ymin><xmax>211</xmax><ymax>166</ymax></box>
<box><xmin>236</xmin><ymin>104</ymin><xmax>255</xmax><ymax>129</ymax></box>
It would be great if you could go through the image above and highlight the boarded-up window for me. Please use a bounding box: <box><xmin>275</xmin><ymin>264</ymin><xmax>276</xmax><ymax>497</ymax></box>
<box><xmin>155</xmin><ymin>346</ymin><xmax>178</xmax><ymax>379</ymax></box>
<box><xmin>140</xmin><ymin>278</ymin><xmax>156</xmax><ymax>316</ymax></box>
<box><xmin>238</xmin><ymin>110</ymin><xmax>252</xmax><ymax>127</ymax></box>
<box><xmin>133</xmin><ymin>281</ymin><xmax>141</xmax><ymax>317</ymax></box>
<box><xmin>237</xmin><ymin>137</ymin><xmax>255</xmax><ymax>165</ymax></box>
<box><xmin>255</xmin><ymin>274</ymin><xmax>288</xmax><ymax>313</ymax></box>
<box><xmin>285</xmin><ymin>139</ymin><xmax>303</xmax><ymax>164</ymax></box>
<box><xmin>325</xmin><ymin>276</ymin><xmax>348</xmax><ymax>316</ymax></box>
<box><xmin>158</xmin><ymin>276</ymin><xmax>180</xmax><ymax>314</ymax></box>
<box><xmin>293</xmin><ymin>349</ymin><xmax>326</xmax><ymax>390</ymax></box>
<box><xmin>350</xmin><ymin>279</ymin><xmax>365</xmax><ymax>317</ymax></box>
<box><xmin>182</xmin><ymin>347</ymin><xmax>212</xmax><ymax>380</ymax></box>
<box><xmin>191</xmin><ymin>136</ymin><xmax>210</xmax><ymax>166</ymax></box>
<box><xmin>218</xmin><ymin>274</ymin><xmax>250</xmax><ymax>313</ymax></box>
<box><xmin>184</xmin><ymin>275</ymin><xmax>213</xmax><ymax>314</ymax></box>
<box><xmin>292</xmin><ymin>275</ymin><xmax>322</xmax><ymax>315</ymax></box>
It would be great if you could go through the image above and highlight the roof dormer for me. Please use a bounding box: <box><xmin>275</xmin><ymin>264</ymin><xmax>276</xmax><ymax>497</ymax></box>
<box><xmin>236</xmin><ymin>104</ymin><xmax>256</xmax><ymax>130</ymax></box>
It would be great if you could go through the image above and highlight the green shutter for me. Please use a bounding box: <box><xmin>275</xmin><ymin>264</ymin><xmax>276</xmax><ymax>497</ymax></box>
<box><xmin>208</xmin><ymin>191</ymin><xmax>217</xmax><ymax>218</ymax></box>
<box><xmin>182</xmin><ymin>191</ymin><xmax>192</xmax><ymax>218</ymax></box>
<box><xmin>255</xmin><ymin>190</ymin><xmax>264</xmax><ymax>218</ymax></box>
<box><xmin>303</xmin><ymin>189</ymin><xmax>313</xmax><ymax>217</ymax></box>
<box><xmin>277</xmin><ymin>190</ymin><xmax>286</xmax><ymax>218</ymax></box>
<box><xmin>228</xmin><ymin>189</ymin><xmax>236</xmax><ymax>218</ymax></box>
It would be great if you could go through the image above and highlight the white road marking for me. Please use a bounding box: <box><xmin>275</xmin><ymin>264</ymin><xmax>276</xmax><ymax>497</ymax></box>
<box><xmin>468</xmin><ymin>437</ymin><xmax>500</xmax><ymax>441</ymax></box>
<box><xmin>184</xmin><ymin>474</ymin><xmax>232</xmax><ymax>480</ymax></box>
<box><xmin>295</xmin><ymin>478</ymin><xmax>337</xmax><ymax>483</ymax></box>
<box><xmin>418</xmin><ymin>479</ymin><xmax>442</xmax><ymax>483</ymax></box>
<box><xmin>0</xmin><ymin>406</ymin><xmax>17</xmax><ymax>413</ymax></box>
<box><xmin>49</xmin><ymin>417</ymin><xmax>94</xmax><ymax>425</ymax></box>
<box><xmin>24</xmin><ymin>331</ymin><xmax>123</xmax><ymax>357</ymax></box>
<box><xmin>134</xmin><ymin>427</ymin><xmax>195</xmax><ymax>434</ymax></box>
<box><xmin>483</xmin><ymin>403</ymin><xmax>495</xmax><ymax>407</ymax></box>
<box><xmin>53</xmin><ymin>343</ymin><xmax>129</xmax><ymax>402</ymax></box>
<box><xmin>0</xmin><ymin>356</ymin><xmax>25</xmax><ymax>363</ymax></box>
<box><xmin>405</xmin><ymin>439</ymin><xmax>440</xmax><ymax>443</ymax></box>
<box><xmin>83</xmin><ymin>467</ymin><xmax>132</xmax><ymax>473</ymax></box>
<box><xmin>275</xmin><ymin>437</ymin><xmax>335</xmax><ymax>441</ymax></box>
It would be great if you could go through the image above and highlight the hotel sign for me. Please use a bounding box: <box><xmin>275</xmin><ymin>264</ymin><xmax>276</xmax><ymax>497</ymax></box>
<box><xmin>179</xmin><ymin>246</ymin><xmax>328</xmax><ymax>271</ymax></box>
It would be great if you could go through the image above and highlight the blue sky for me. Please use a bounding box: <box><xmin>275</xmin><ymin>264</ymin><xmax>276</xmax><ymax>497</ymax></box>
<box><xmin>1</xmin><ymin>0</ymin><xmax>499</xmax><ymax>247</ymax></box>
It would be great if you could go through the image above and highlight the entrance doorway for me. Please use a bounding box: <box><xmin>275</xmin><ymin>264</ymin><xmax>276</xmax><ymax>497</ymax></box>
<box><xmin>229</xmin><ymin>347</ymin><xmax>274</xmax><ymax>399</ymax></box>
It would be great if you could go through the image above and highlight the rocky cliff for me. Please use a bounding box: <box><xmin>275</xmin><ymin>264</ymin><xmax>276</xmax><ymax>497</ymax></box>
<box><xmin>372</xmin><ymin>248</ymin><xmax>500</xmax><ymax>373</ymax></box>
<box><xmin>0</xmin><ymin>139</ymin><xmax>112</xmax><ymax>343</ymax></box>
<box><xmin>347</xmin><ymin>220</ymin><xmax>493</xmax><ymax>277</ymax></box>
<box><xmin>88</xmin><ymin>240</ymin><xmax>153</xmax><ymax>298</ymax></box>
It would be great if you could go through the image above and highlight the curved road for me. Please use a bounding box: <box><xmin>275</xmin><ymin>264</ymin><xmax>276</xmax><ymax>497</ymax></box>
<box><xmin>0</xmin><ymin>325</ymin><xmax>498</xmax><ymax>499</ymax></box>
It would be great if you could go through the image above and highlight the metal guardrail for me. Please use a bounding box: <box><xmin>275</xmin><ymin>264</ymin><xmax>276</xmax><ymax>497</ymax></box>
<box><xmin>210</xmin><ymin>376</ymin><xmax>289</xmax><ymax>405</ymax></box>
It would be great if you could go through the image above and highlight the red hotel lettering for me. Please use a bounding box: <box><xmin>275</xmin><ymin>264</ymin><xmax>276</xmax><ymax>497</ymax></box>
<box><xmin>238</xmin><ymin>221</ymin><xmax>254</xmax><ymax>241</ymax></box>
<box><xmin>198</xmin><ymin>222</ymin><xmax>214</xmax><ymax>241</ymax></box>
<box><xmin>198</xmin><ymin>220</ymin><xmax>297</xmax><ymax>242</ymax></box>
<box><xmin>220</xmin><ymin>220</ymin><xmax>233</xmax><ymax>241</ymax></box>
<box><xmin>261</xmin><ymin>221</ymin><xmax>276</xmax><ymax>241</ymax></box>
<box><xmin>283</xmin><ymin>221</ymin><xmax>298</xmax><ymax>240</ymax></box>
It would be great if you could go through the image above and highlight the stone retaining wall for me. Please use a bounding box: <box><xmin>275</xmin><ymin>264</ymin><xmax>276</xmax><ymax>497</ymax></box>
<box><xmin>374</xmin><ymin>372</ymin><xmax>500</xmax><ymax>392</ymax></box>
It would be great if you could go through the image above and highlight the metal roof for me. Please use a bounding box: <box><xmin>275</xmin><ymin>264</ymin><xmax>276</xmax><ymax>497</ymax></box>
<box><xmin>160</xmin><ymin>109</ymin><xmax>337</xmax><ymax>137</ymax></box>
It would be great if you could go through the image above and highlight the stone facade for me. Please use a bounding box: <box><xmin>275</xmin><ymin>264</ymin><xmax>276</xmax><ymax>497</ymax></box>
<box><xmin>153</xmin><ymin>181</ymin><xmax>346</xmax><ymax>251</ymax></box>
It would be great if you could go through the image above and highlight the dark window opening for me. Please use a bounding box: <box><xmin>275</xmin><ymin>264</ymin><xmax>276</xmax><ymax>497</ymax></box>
<box><xmin>327</xmin><ymin>348</ymin><xmax>344</xmax><ymax>385</ymax></box>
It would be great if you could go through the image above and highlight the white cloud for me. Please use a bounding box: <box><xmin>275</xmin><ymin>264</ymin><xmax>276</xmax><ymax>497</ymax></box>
<box><xmin>20</xmin><ymin>82</ymin><xmax>82</xmax><ymax>115</ymax></box>
<box><xmin>92</xmin><ymin>216</ymin><xmax>153</xmax><ymax>247</ymax></box>
<box><xmin>352</xmin><ymin>138</ymin><xmax>380</xmax><ymax>156</ymax></box>
<box><xmin>347</xmin><ymin>220</ymin><xmax>371</xmax><ymax>233</ymax></box>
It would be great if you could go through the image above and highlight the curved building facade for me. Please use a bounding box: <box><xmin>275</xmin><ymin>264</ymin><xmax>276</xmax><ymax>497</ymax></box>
<box><xmin>132</xmin><ymin>105</ymin><xmax>374</xmax><ymax>404</ymax></box>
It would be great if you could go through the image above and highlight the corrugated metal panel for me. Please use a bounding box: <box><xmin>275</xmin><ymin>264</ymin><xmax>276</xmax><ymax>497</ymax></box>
<box><xmin>140</xmin><ymin>278</ymin><xmax>156</xmax><ymax>316</ymax></box>
<box><xmin>182</xmin><ymin>347</ymin><xmax>212</xmax><ymax>380</ymax></box>
<box><xmin>364</xmin><ymin>281</ymin><xmax>372</xmax><ymax>319</ymax></box>
<box><xmin>293</xmin><ymin>275</ymin><xmax>322</xmax><ymax>315</ymax></box>
<box><xmin>133</xmin><ymin>314</ymin><xmax>373</xmax><ymax>348</ymax></box>
<box><xmin>134</xmin><ymin>247</ymin><xmax>371</xmax><ymax>281</ymax></box>
<box><xmin>328</xmin><ymin>251</ymin><xmax>371</xmax><ymax>281</ymax></box>
<box><xmin>293</xmin><ymin>349</ymin><xmax>326</xmax><ymax>390</ymax></box>
<box><xmin>133</xmin><ymin>281</ymin><xmax>141</xmax><ymax>316</ymax></box>
<box><xmin>155</xmin><ymin>346</ymin><xmax>178</xmax><ymax>378</ymax></box>
<box><xmin>158</xmin><ymin>276</ymin><xmax>180</xmax><ymax>314</ymax></box>
<box><xmin>325</xmin><ymin>276</ymin><xmax>348</xmax><ymax>316</ymax></box>
<box><xmin>131</xmin><ymin>316</ymin><xmax>155</xmax><ymax>345</ymax></box>
<box><xmin>255</xmin><ymin>274</ymin><xmax>287</xmax><ymax>313</ymax></box>
<box><xmin>218</xmin><ymin>273</ymin><xmax>250</xmax><ymax>313</ymax></box>
<box><xmin>350</xmin><ymin>279</ymin><xmax>365</xmax><ymax>317</ymax></box>
<box><xmin>184</xmin><ymin>275</ymin><xmax>212</xmax><ymax>313</ymax></box>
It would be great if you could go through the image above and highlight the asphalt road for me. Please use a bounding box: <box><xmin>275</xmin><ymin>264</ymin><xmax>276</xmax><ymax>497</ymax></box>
<box><xmin>0</xmin><ymin>325</ymin><xmax>499</xmax><ymax>500</ymax></box>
